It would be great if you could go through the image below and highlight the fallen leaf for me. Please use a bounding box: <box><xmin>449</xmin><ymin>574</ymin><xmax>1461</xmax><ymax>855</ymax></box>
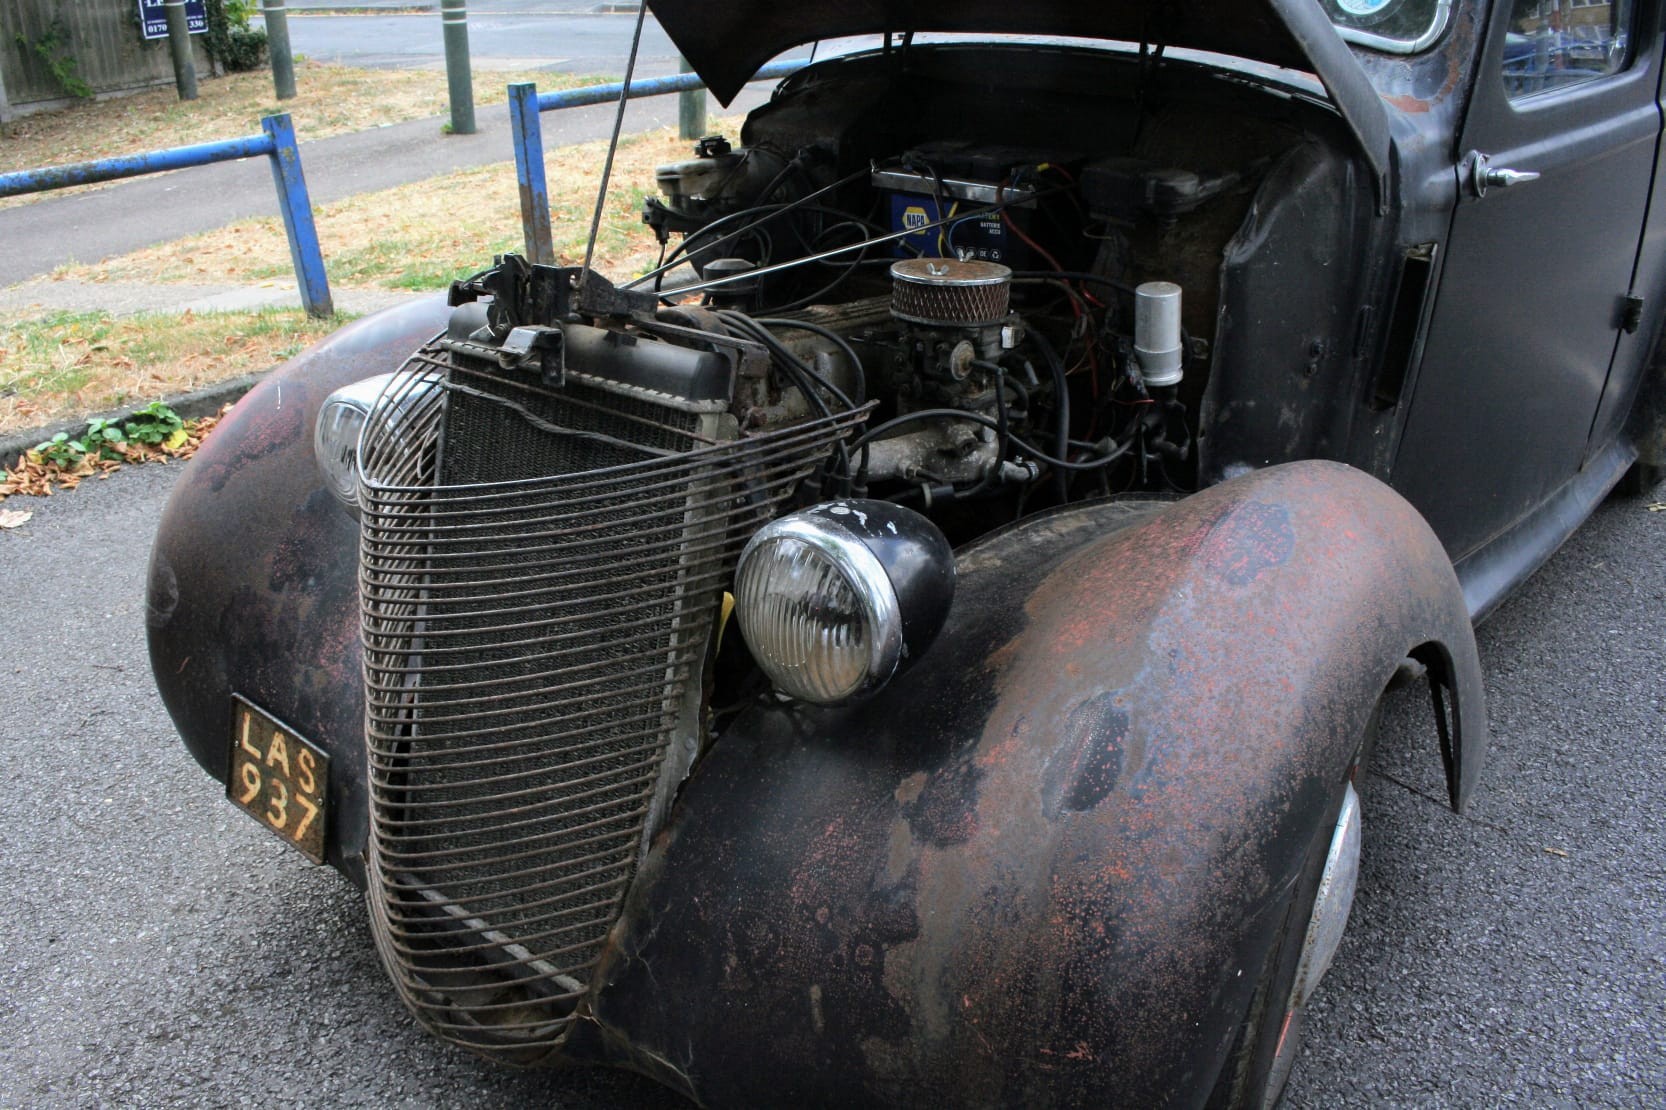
<box><xmin>0</xmin><ymin>509</ymin><xmax>32</xmax><ymax>528</ymax></box>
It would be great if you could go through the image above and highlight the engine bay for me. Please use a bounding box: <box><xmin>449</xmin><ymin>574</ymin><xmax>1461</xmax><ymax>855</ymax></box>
<box><xmin>442</xmin><ymin>43</ymin><xmax>1363</xmax><ymax>542</ymax></box>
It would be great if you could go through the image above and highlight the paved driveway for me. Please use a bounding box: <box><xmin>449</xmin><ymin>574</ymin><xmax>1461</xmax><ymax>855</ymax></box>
<box><xmin>1</xmin><ymin>460</ymin><xmax>1661</xmax><ymax>1105</ymax></box>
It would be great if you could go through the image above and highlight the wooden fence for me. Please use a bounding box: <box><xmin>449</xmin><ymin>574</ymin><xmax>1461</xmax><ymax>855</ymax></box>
<box><xmin>0</xmin><ymin>0</ymin><xmax>210</xmax><ymax>120</ymax></box>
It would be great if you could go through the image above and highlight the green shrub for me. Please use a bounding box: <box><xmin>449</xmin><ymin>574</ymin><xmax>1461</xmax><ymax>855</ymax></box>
<box><xmin>204</xmin><ymin>0</ymin><xmax>268</xmax><ymax>73</ymax></box>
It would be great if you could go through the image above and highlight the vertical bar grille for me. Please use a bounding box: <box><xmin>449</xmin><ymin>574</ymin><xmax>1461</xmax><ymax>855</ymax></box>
<box><xmin>356</xmin><ymin>345</ymin><xmax>865</xmax><ymax>1061</ymax></box>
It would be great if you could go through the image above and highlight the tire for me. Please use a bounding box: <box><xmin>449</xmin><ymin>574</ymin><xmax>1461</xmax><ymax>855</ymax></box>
<box><xmin>1207</xmin><ymin>703</ymin><xmax>1379</xmax><ymax>1110</ymax></box>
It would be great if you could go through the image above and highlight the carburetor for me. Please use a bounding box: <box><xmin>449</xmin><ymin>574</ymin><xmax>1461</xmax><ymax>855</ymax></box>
<box><xmin>859</xmin><ymin>258</ymin><xmax>1036</xmax><ymax>490</ymax></box>
<box><xmin>888</xmin><ymin>258</ymin><xmax>1019</xmax><ymax>383</ymax></box>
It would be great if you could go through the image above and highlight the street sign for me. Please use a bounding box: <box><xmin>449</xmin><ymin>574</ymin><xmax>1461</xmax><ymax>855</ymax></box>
<box><xmin>138</xmin><ymin>0</ymin><xmax>208</xmax><ymax>40</ymax></box>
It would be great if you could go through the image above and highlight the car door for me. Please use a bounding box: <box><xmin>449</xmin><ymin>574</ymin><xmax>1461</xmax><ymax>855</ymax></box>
<box><xmin>1391</xmin><ymin>0</ymin><xmax>1661</xmax><ymax>562</ymax></box>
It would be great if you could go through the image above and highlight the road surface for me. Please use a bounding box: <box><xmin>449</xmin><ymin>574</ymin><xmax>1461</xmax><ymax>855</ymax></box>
<box><xmin>0</xmin><ymin>457</ymin><xmax>1661</xmax><ymax>1105</ymax></box>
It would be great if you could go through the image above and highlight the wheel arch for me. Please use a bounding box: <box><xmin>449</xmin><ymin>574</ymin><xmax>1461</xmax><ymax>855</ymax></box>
<box><xmin>145</xmin><ymin>296</ymin><xmax>451</xmax><ymax>886</ymax></box>
<box><xmin>578</xmin><ymin>461</ymin><xmax>1487</xmax><ymax>1106</ymax></box>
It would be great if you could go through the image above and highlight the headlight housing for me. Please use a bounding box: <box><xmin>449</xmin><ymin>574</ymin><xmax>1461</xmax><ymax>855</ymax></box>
<box><xmin>315</xmin><ymin>371</ymin><xmax>439</xmax><ymax>513</ymax></box>
<box><xmin>314</xmin><ymin>374</ymin><xmax>397</xmax><ymax>513</ymax></box>
<box><xmin>734</xmin><ymin>500</ymin><xmax>954</xmax><ymax>705</ymax></box>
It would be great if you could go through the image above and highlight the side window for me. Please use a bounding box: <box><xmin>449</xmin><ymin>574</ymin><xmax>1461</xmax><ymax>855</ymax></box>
<box><xmin>1504</xmin><ymin>0</ymin><xmax>1635</xmax><ymax>99</ymax></box>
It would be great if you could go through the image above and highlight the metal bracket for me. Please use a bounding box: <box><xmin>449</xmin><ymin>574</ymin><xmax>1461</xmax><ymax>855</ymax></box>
<box><xmin>500</xmin><ymin>325</ymin><xmax>567</xmax><ymax>387</ymax></box>
<box><xmin>1622</xmin><ymin>294</ymin><xmax>1646</xmax><ymax>336</ymax></box>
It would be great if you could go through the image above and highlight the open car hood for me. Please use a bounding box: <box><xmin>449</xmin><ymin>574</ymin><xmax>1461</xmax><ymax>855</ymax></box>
<box><xmin>645</xmin><ymin>0</ymin><xmax>1392</xmax><ymax>203</ymax></box>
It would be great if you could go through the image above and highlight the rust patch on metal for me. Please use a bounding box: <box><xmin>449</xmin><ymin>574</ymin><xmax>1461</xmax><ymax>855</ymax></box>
<box><xmin>587</xmin><ymin>461</ymin><xmax>1488</xmax><ymax>1106</ymax></box>
<box><xmin>904</xmin><ymin>758</ymin><xmax>983</xmax><ymax>846</ymax></box>
<box><xmin>1200</xmin><ymin>500</ymin><xmax>1295</xmax><ymax>586</ymax></box>
<box><xmin>1386</xmin><ymin>93</ymin><xmax>1433</xmax><ymax>114</ymax></box>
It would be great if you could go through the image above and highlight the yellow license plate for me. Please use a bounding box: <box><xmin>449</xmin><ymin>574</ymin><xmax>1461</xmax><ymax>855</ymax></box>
<box><xmin>227</xmin><ymin>696</ymin><xmax>329</xmax><ymax>863</ymax></box>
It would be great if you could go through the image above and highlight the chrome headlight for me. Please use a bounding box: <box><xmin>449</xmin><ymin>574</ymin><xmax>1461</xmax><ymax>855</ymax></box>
<box><xmin>315</xmin><ymin>371</ymin><xmax>440</xmax><ymax>513</ymax></box>
<box><xmin>314</xmin><ymin>374</ymin><xmax>394</xmax><ymax>512</ymax></box>
<box><xmin>734</xmin><ymin>500</ymin><xmax>954</xmax><ymax>705</ymax></box>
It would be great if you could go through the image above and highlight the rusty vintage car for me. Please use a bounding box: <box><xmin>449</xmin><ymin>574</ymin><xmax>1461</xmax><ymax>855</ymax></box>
<box><xmin>146</xmin><ymin>0</ymin><xmax>1666</xmax><ymax>1105</ymax></box>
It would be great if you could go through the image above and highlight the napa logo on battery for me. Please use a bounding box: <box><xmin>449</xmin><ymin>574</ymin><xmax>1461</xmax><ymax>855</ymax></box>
<box><xmin>890</xmin><ymin>194</ymin><xmax>944</xmax><ymax>256</ymax></box>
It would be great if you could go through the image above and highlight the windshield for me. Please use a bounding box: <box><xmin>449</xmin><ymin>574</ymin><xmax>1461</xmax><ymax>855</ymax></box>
<box><xmin>1321</xmin><ymin>0</ymin><xmax>1453</xmax><ymax>53</ymax></box>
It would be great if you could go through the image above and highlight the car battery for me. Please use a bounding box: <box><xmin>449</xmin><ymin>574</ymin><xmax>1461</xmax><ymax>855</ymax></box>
<box><xmin>872</xmin><ymin>167</ymin><xmax>1038</xmax><ymax>264</ymax></box>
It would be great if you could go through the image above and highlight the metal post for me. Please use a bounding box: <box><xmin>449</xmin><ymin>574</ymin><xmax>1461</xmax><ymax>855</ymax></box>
<box><xmin>262</xmin><ymin>1</ymin><xmax>297</xmax><ymax>100</ymax></box>
<box><xmin>165</xmin><ymin>0</ymin><xmax>199</xmax><ymax>101</ymax></box>
<box><xmin>440</xmin><ymin>0</ymin><xmax>476</xmax><ymax>135</ymax></box>
<box><xmin>260</xmin><ymin>114</ymin><xmax>334</xmax><ymax>318</ymax></box>
<box><xmin>678</xmin><ymin>55</ymin><xmax>705</xmax><ymax>141</ymax></box>
<box><xmin>509</xmin><ymin>83</ymin><xmax>554</xmax><ymax>265</ymax></box>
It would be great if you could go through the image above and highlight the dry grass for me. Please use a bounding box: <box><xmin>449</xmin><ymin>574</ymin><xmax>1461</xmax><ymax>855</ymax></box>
<box><xmin>0</xmin><ymin>308</ymin><xmax>342</xmax><ymax>434</ymax></box>
<box><xmin>54</xmin><ymin>117</ymin><xmax>741</xmax><ymax>293</ymax></box>
<box><xmin>5</xmin><ymin>109</ymin><xmax>741</xmax><ymax>435</ymax></box>
<box><xmin>0</xmin><ymin>60</ymin><xmax>605</xmax><ymax>208</ymax></box>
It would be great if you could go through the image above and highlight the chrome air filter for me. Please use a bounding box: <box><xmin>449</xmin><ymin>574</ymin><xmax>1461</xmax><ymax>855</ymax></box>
<box><xmin>889</xmin><ymin>258</ymin><xmax>1012</xmax><ymax>328</ymax></box>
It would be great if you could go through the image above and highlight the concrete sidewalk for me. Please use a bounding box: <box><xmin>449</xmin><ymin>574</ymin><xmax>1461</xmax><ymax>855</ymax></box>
<box><xmin>0</xmin><ymin>82</ymin><xmax>773</xmax><ymax>290</ymax></box>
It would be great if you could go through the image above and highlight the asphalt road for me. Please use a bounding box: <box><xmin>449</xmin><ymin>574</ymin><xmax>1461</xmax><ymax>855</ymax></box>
<box><xmin>281</xmin><ymin>4</ymin><xmax>688</xmax><ymax>75</ymax></box>
<box><xmin>1</xmin><ymin>456</ymin><xmax>1661</xmax><ymax>1106</ymax></box>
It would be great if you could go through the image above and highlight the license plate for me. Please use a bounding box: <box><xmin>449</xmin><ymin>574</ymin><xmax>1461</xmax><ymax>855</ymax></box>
<box><xmin>227</xmin><ymin>697</ymin><xmax>329</xmax><ymax>863</ymax></box>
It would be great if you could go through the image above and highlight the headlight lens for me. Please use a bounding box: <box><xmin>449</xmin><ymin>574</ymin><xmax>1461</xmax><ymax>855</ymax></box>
<box><xmin>734</xmin><ymin>501</ymin><xmax>953</xmax><ymax>706</ymax></box>
<box><xmin>314</xmin><ymin>393</ymin><xmax>371</xmax><ymax>508</ymax></box>
<box><xmin>314</xmin><ymin>371</ymin><xmax>421</xmax><ymax>513</ymax></box>
<box><xmin>735</xmin><ymin>526</ymin><xmax>901</xmax><ymax>704</ymax></box>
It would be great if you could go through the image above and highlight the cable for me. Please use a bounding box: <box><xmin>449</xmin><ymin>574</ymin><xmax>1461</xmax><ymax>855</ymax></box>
<box><xmin>760</xmin><ymin>244</ymin><xmax>876</xmax><ymax>312</ymax></box>
<box><xmin>851</xmin><ymin>408</ymin><xmax>1127</xmax><ymax>472</ymax></box>
<box><xmin>716</xmin><ymin>310</ymin><xmax>857</xmax><ymax>413</ymax></box>
<box><xmin>1012</xmin><ymin>270</ymin><xmax>1139</xmax><ymax>296</ymax></box>
<box><xmin>755</xmin><ymin>317</ymin><xmax>867</xmax><ymax>405</ymax></box>
<box><xmin>628</xmin><ymin>166</ymin><xmax>877</xmax><ymax>290</ymax></box>
<box><xmin>660</xmin><ymin>184</ymin><xmax>1075</xmax><ymax>300</ymax></box>
<box><xmin>1028</xmin><ymin>331</ymin><xmax>1073</xmax><ymax>501</ymax></box>
<box><xmin>719</xmin><ymin>310</ymin><xmax>859</xmax><ymax>494</ymax></box>
<box><xmin>654</xmin><ymin>203</ymin><xmax>887</xmax><ymax>299</ymax></box>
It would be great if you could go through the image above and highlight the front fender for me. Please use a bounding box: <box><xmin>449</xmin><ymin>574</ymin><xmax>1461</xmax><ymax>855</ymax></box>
<box><xmin>146</xmin><ymin>296</ymin><xmax>450</xmax><ymax>886</ymax></box>
<box><xmin>581</xmin><ymin>461</ymin><xmax>1485</xmax><ymax>1107</ymax></box>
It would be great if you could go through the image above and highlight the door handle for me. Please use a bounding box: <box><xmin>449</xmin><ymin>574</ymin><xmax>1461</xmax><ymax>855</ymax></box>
<box><xmin>1466</xmin><ymin>150</ymin><xmax>1541</xmax><ymax>198</ymax></box>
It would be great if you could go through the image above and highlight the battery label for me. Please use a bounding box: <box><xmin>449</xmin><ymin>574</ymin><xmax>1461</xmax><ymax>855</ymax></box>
<box><xmin>888</xmin><ymin>192</ymin><xmax>1014</xmax><ymax>263</ymax></box>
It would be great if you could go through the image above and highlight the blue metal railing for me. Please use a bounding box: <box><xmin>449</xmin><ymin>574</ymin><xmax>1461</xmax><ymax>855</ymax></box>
<box><xmin>0</xmin><ymin>113</ymin><xmax>333</xmax><ymax>318</ymax></box>
<box><xmin>508</xmin><ymin>62</ymin><xmax>808</xmax><ymax>265</ymax></box>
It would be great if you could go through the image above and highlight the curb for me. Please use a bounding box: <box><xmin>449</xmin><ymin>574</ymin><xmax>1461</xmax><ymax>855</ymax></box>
<box><xmin>0</xmin><ymin>372</ymin><xmax>269</xmax><ymax>468</ymax></box>
<box><xmin>285</xmin><ymin>4</ymin><xmax>437</xmax><ymax>14</ymax></box>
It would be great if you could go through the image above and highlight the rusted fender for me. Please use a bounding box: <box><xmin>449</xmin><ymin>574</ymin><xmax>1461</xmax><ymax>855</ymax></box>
<box><xmin>578</xmin><ymin>461</ymin><xmax>1485</xmax><ymax>1107</ymax></box>
<box><xmin>146</xmin><ymin>297</ymin><xmax>450</xmax><ymax>887</ymax></box>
